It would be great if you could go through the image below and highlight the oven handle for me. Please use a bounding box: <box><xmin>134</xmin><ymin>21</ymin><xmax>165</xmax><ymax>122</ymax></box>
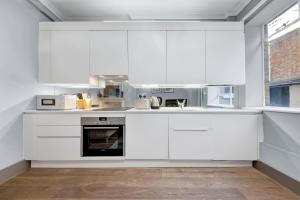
<box><xmin>83</xmin><ymin>127</ymin><xmax>120</xmax><ymax>130</ymax></box>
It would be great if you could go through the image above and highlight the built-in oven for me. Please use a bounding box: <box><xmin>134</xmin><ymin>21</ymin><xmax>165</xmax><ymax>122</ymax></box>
<box><xmin>81</xmin><ymin>117</ymin><xmax>125</xmax><ymax>157</ymax></box>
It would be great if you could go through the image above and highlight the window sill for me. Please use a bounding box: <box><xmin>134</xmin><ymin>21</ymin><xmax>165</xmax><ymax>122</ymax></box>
<box><xmin>244</xmin><ymin>106</ymin><xmax>300</xmax><ymax>114</ymax></box>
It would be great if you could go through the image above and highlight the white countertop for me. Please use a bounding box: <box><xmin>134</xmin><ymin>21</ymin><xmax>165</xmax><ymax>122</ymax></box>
<box><xmin>23</xmin><ymin>109</ymin><xmax>127</xmax><ymax>114</ymax></box>
<box><xmin>127</xmin><ymin>107</ymin><xmax>262</xmax><ymax>114</ymax></box>
<box><xmin>24</xmin><ymin>107</ymin><xmax>262</xmax><ymax>114</ymax></box>
<box><xmin>247</xmin><ymin>106</ymin><xmax>300</xmax><ymax>114</ymax></box>
<box><xmin>25</xmin><ymin>106</ymin><xmax>300</xmax><ymax>115</ymax></box>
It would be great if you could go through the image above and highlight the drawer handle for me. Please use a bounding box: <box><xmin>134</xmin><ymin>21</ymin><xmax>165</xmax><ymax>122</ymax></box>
<box><xmin>84</xmin><ymin>127</ymin><xmax>119</xmax><ymax>130</ymax></box>
<box><xmin>37</xmin><ymin>136</ymin><xmax>80</xmax><ymax>138</ymax></box>
<box><xmin>172</xmin><ymin>128</ymin><xmax>209</xmax><ymax>132</ymax></box>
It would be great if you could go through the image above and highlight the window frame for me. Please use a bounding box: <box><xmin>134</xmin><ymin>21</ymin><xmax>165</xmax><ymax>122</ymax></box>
<box><xmin>262</xmin><ymin>2</ymin><xmax>300</xmax><ymax>107</ymax></box>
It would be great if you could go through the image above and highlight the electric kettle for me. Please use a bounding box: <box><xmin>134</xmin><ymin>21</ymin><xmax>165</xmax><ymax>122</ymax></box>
<box><xmin>150</xmin><ymin>96</ymin><xmax>161</xmax><ymax>109</ymax></box>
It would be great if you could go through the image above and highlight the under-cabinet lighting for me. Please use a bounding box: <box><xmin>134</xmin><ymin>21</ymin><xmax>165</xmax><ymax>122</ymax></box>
<box><xmin>131</xmin><ymin>84</ymin><xmax>207</xmax><ymax>88</ymax></box>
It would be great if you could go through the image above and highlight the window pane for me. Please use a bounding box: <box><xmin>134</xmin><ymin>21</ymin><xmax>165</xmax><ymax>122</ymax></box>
<box><xmin>267</xmin><ymin>4</ymin><xmax>299</xmax><ymax>37</ymax></box>
<box><xmin>270</xmin><ymin>86</ymin><xmax>290</xmax><ymax>107</ymax></box>
<box><xmin>264</xmin><ymin>3</ymin><xmax>300</xmax><ymax>107</ymax></box>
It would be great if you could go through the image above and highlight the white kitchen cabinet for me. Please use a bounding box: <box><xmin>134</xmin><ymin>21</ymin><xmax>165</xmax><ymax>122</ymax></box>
<box><xmin>167</xmin><ymin>31</ymin><xmax>206</xmax><ymax>84</ymax></box>
<box><xmin>51</xmin><ymin>31</ymin><xmax>90</xmax><ymax>84</ymax></box>
<box><xmin>23</xmin><ymin>115</ymin><xmax>37</xmax><ymax>160</ymax></box>
<box><xmin>23</xmin><ymin>114</ymin><xmax>81</xmax><ymax>161</ymax></box>
<box><xmin>169</xmin><ymin>115</ymin><xmax>213</xmax><ymax>160</ymax></box>
<box><xmin>37</xmin><ymin>138</ymin><xmax>80</xmax><ymax>160</ymax></box>
<box><xmin>37</xmin><ymin>126</ymin><xmax>81</xmax><ymax>137</ymax></box>
<box><xmin>126</xmin><ymin>114</ymin><xmax>169</xmax><ymax>159</ymax></box>
<box><xmin>213</xmin><ymin>115</ymin><xmax>258</xmax><ymax>160</ymax></box>
<box><xmin>90</xmin><ymin>31</ymin><xmax>128</xmax><ymax>76</ymax></box>
<box><xmin>37</xmin><ymin>114</ymin><xmax>81</xmax><ymax>126</ymax></box>
<box><xmin>169</xmin><ymin>114</ymin><xmax>258</xmax><ymax>161</ymax></box>
<box><xmin>206</xmin><ymin>31</ymin><xmax>245</xmax><ymax>85</ymax></box>
<box><xmin>128</xmin><ymin>31</ymin><xmax>167</xmax><ymax>84</ymax></box>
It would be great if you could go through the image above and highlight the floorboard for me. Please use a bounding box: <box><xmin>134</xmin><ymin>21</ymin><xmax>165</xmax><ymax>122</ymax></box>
<box><xmin>0</xmin><ymin>167</ymin><xmax>299</xmax><ymax>200</ymax></box>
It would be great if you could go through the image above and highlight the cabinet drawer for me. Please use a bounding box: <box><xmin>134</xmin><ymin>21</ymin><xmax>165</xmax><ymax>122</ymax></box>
<box><xmin>169</xmin><ymin>114</ymin><xmax>212</xmax><ymax>160</ymax></box>
<box><xmin>169</xmin><ymin>115</ymin><xmax>211</xmax><ymax>130</ymax></box>
<box><xmin>37</xmin><ymin>138</ymin><xmax>80</xmax><ymax>160</ymax></box>
<box><xmin>37</xmin><ymin>126</ymin><xmax>81</xmax><ymax>137</ymax></box>
<box><xmin>37</xmin><ymin>115</ymin><xmax>80</xmax><ymax>126</ymax></box>
<box><xmin>169</xmin><ymin>129</ymin><xmax>213</xmax><ymax>160</ymax></box>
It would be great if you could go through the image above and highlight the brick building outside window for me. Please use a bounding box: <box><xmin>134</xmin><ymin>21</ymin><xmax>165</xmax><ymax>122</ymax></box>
<box><xmin>264</xmin><ymin>3</ymin><xmax>300</xmax><ymax>107</ymax></box>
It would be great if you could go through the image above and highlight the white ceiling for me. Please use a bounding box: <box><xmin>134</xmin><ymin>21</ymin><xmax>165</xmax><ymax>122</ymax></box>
<box><xmin>39</xmin><ymin>0</ymin><xmax>252</xmax><ymax>21</ymax></box>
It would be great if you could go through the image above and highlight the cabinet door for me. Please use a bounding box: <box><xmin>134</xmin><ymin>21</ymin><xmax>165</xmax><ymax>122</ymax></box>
<box><xmin>128</xmin><ymin>31</ymin><xmax>167</xmax><ymax>84</ymax></box>
<box><xmin>206</xmin><ymin>31</ymin><xmax>245</xmax><ymax>85</ymax></box>
<box><xmin>126</xmin><ymin>114</ymin><xmax>168</xmax><ymax>159</ymax></box>
<box><xmin>167</xmin><ymin>31</ymin><xmax>206</xmax><ymax>84</ymax></box>
<box><xmin>169</xmin><ymin>115</ymin><xmax>213</xmax><ymax>160</ymax></box>
<box><xmin>90</xmin><ymin>31</ymin><xmax>128</xmax><ymax>75</ymax></box>
<box><xmin>51</xmin><ymin>31</ymin><xmax>90</xmax><ymax>84</ymax></box>
<box><xmin>213</xmin><ymin>115</ymin><xmax>258</xmax><ymax>160</ymax></box>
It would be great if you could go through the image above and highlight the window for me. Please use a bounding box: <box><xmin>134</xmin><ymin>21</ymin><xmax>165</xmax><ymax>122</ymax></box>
<box><xmin>264</xmin><ymin>3</ymin><xmax>300</xmax><ymax>107</ymax></box>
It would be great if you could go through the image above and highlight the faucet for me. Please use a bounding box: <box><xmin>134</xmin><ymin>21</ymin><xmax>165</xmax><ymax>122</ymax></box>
<box><xmin>177</xmin><ymin>100</ymin><xmax>186</xmax><ymax>109</ymax></box>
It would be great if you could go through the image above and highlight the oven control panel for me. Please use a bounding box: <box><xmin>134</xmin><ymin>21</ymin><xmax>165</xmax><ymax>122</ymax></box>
<box><xmin>81</xmin><ymin>117</ymin><xmax>125</xmax><ymax>126</ymax></box>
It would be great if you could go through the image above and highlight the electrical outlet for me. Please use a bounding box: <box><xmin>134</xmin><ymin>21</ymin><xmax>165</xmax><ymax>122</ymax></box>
<box><xmin>137</xmin><ymin>93</ymin><xmax>147</xmax><ymax>99</ymax></box>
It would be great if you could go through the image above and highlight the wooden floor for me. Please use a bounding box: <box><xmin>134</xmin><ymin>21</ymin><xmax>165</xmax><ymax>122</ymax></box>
<box><xmin>0</xmin><ymin>167</ymin><xmax>299</xmax><ymax>200</ymax></box>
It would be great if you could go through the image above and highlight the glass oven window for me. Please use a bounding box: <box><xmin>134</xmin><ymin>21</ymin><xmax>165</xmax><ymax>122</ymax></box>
<box><xmin>87</xmin><ymin>128</ymin><xmax>121</xmax><ymax>150</ymax></box>
<box><xmin>83</xmin><ymin>125</ymin><xmax>124</xmax><ymax>156</ymax></box>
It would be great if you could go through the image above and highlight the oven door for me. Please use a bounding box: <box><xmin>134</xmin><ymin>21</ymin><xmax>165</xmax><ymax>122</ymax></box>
<box><xmin>82</xmin><ymin>125</ymin><xmax>124</xmax><ymax>156</ymax></box>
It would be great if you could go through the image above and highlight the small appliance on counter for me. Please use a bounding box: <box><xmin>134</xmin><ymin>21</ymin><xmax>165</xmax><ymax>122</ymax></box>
<box><xmin>134</xmin><ymin>95</ymin><xmax>163</xmax><ymax>110</ymax></box>
<box><xmin>134</xmin><ymin>94</ymin><xmax>151</xmax><ymax>109</ymax></box>
<box><xmin>150</xmin><ymin>96</ymin><xmax>161</xmax><ymax>109</ymax></box>
<box><xmin>37</xmin><ymin>95</ymin><xmax>77</xmax><ymax>110</ymax></box>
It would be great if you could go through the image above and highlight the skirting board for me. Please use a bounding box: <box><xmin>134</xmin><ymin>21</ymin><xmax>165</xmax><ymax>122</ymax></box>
<box><xmin>253</xmin><ymin>161</ymin><xmax>300</xmax><ymax>196</ymax></box>
<box><xmin>0</xmin><ymin>160</ymin><xmax>30</xmax><ymax>184</ymax></box>
<box><xmin>31</xmin><ymin>160</ymin><xmax>252</xmax><ymax>168</ymax></box>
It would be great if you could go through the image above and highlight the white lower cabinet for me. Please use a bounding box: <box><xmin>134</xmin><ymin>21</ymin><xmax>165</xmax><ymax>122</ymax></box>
<box><xmin>36</xmin><ymin>125</ymin><xmax>81</xmax><ymax>161</ymax></box>
<box><xmin>126</xmin><ymin>114</ymin><xmax>169</xmax><ymax>159</ymax></box>
<box><xmin>24</xmin><ymin>113</ymin><xmax>259</xmax><ymax>162</ymax></box>
<box><xmin>37</xmin><ymin>138</ymin><xmax>80</xmax><ymax>160</ymax></box>
<box><xmin>169</xmin><ymin>114</ymin><xmax>258</xmax><ymax>161</ymax></box>
<box><xmin>23</xmin><ymin>114</ymin><xmax>81</xmax><ymax>161</ymax></box>
<box><xmin>213</xmin><ymin>115</ymin><xmax>258</xmax><ymax>160</ymax></box>
<box><xmin>169</xmin><ymin>115</ymin><xmax>213</xmax><ymax>160</ymax></box>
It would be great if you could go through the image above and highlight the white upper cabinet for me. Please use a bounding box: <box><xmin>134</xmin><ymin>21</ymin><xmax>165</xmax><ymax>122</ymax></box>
<box><xmin>128</xmin><ymin>31</ymin><xmax>167</xmax><ymax>84</ymax></box>
<box><xmin>51</xmin><ymin>31</ymin><xmax>90</xmax><ymax>84</ymax></box>
<box><xmin>39</xmin><ymin>22</ymin><xmax>245</xmax><ymax>85</ymax></box>
<box><xmin>90</xmin><ymin>31</ymin><xmax>128</xmax><ymax>76</ymax></box>
<box><xmin>167</xmin><ymin>31</ymin><xmax>206</xmax><ymax>84</ymax></box>
<box><xmin>206</xmin><ymin>31</ymin><xmax>245</xmax><ymax>85</ymax></box>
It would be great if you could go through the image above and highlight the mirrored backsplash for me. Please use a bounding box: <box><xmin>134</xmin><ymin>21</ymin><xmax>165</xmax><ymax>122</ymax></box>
<box><xmin>40</xmin><ymin>83</ymin><xmax>245</xmax><ymax>108</ymax></box>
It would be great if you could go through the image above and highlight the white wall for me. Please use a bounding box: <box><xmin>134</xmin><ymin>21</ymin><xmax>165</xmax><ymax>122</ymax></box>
<box><xmin>0</xmin><ymin>0</ymin><xmax>51</xmax><ymax>170</ymax></box>
<box><xmin>245</xmin><ymin>25</ymin><xmax>264</xmax><ymax>107</ymax></box>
